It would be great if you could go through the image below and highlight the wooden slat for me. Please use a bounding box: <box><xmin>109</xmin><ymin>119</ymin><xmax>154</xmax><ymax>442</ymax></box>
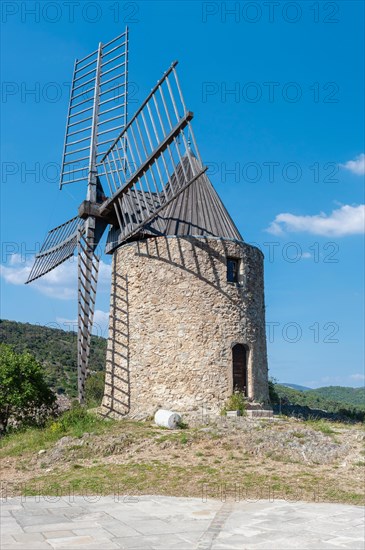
<box><xmin>77</xmin><ymin>229</ymin><xmax>100</xmax><ymax>404</ymax></box>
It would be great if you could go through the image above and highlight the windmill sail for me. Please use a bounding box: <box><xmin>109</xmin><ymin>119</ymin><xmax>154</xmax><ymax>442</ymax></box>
<box><xmin>60</xmin><ymin>29</ymin><xmax>129</xmax><ymax>188</ymax></box>
<box><xmin>99</xmin><ymin>61</ymin><xmax>207</xmax><ymax>246</ymax></box>
<box><xmin>27</xmin><ymin>30</ymin><xmax>129</xmax><ymax>404</ymax></box>
<box><xmin>26</xmin><ymin>217</ymin><xmax>84</xmax><ymax>283</ymax></box>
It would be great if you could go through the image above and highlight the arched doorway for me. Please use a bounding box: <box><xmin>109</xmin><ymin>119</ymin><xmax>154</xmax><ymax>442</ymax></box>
<box><xmin>232</xmin><ymin>344</ymin><xmax>248</xmax><ymax>396</ymax></box>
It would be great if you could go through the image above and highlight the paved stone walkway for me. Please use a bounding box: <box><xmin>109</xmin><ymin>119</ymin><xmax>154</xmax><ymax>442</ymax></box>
<box><xmin>1</xmin><ymin>496</ymin><xmax>364</xmax><ymax>549</ymax></box>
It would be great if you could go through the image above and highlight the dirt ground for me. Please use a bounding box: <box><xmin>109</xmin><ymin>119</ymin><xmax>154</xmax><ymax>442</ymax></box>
<box><xmin>1</xmin><ymin>416</ymin><xmax>364</xmax><ymax>505</ymax></box>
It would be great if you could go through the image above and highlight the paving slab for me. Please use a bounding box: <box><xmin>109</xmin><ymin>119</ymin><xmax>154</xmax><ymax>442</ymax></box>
<box><xmin>49</xmin><ymin>536</ymin><xmax>120</xmax><ymax>550</ymax></box>
<box><xmin>12</xmin><ymin>533</ymin><xmax>45</xmax><ymax>542</ymax></box>
<box><xmin>0</xmin><ymin>496</ymin><xmax>363</xmax><ymax>549</ymax></box>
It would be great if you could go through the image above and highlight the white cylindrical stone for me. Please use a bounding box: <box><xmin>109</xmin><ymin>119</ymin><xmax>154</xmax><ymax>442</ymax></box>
<box><xmin>154</xmin><ymin>409</ymin><xmax>181</xmax><ymax>429</ymax></box>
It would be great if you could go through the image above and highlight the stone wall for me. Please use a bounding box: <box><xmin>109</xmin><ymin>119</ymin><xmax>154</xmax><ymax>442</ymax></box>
<box><xmin>101</xmin><ymin>236</ymin><xmax>269</xmax><ymax>417</ymax></box>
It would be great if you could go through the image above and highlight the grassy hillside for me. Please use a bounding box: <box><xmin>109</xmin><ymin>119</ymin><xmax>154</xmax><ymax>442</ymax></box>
<box><xmin>273</xmin><ymin>383</ymin><xmax>365</xmax><ymax>417</ymax></box>
<box><xmin>0</xmin><ymin>319</ymin><xmax>107</xmax><ymax>397</ymax></box>
<box><xmin>309</xmin><ymin>386</ymin><xmax>365</xmax><ymax>409</ymax></box>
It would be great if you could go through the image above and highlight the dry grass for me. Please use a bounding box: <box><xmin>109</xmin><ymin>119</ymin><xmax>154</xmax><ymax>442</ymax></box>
<box><xmin>1</xmin><ymin>414</ymin><xmax>364</xmax><ymax>505</ymax></box>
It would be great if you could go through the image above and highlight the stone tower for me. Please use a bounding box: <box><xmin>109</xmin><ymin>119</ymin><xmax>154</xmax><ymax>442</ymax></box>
<box><xmin>101</xmin><ymin>155</ymin><xmax>269</xmax><ymax>417</ymax></box>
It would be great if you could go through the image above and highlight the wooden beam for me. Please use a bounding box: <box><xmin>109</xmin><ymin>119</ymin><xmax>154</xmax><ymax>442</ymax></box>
<box><xmin>99</xmin><ymin>111</ymin><xmax>194</xmax><ymax>216</ymax></box>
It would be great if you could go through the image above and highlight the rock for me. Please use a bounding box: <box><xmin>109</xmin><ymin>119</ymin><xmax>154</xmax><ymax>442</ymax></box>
<box><xmin>58</xmin><ymin>436</ymin><xmax>74</xmax><ymax>446</ymax></box>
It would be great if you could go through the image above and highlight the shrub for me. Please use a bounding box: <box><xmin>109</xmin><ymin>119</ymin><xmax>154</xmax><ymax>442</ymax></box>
<box><xmin>0</xmin><ymin>344</ymin><xmax>56</xmax><ymax>434</ymax></box>
<box><xmin>221</xmin><ymin>391</ymin><xmax>248</xmax><ymax>416</ymax></box>
<box><xmin>49</xmin><ymin>402</ymin><xmax>106</xmax><ymax>438</ymax></box>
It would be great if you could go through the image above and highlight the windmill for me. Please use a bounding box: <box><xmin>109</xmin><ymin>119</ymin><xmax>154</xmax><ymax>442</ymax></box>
<box><xmin>26</xmin><ymin>28</ymin><xmax>211</xmax><ymax>404</ymax></box>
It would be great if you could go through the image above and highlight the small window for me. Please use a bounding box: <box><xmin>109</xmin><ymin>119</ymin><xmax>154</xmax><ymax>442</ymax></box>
<box><xmin>227</xmin><ymin>257</ymin><xmax>239</xmax><ymax>283</ymax></box>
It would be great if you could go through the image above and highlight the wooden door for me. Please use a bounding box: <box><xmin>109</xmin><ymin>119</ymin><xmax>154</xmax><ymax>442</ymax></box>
<box><xmin>232</xmin><ymin>344</ymin><xmax>247</xmax><ymax>395</ymax></box>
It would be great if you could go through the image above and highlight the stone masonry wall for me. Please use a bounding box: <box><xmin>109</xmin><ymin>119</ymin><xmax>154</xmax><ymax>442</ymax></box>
<box><xmin>101</xmin><ymin>236</ymin><xmax>269</xmax><ymax>417</ymax></box>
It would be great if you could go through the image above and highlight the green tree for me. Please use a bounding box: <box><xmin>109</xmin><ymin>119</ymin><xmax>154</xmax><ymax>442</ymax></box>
<box><xmin>85</xmin><ymin>371</ymin><xmax>105</xmax><ymax>407</ymax></box>
<box><xmin>268</xmin><ymin>377</ymin><xmax>279</xmax><ymax>404</ymax></box>
<box><xmin>0</xmin><ymin>319</ymin><xmax>107</xmax><ymax>396</ymax></box>
<box><xmin>0</xmin><ymin>344</ymin><xmax>56</xmax><ymax>434</ymax></box>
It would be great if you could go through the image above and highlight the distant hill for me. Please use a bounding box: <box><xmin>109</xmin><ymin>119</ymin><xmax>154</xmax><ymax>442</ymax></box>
<box><xmin>0</xmin><ymin>319</ymin><xmax>107</xmax><ymax>397</ymax></box>
<box><xmin>279</xmin><ymin>383</ymin><xmax>365</xmax><ymax>410</ymax></box>
<box><xmin>273</xmin><ymin>383</ymin><xmax>365</xmax><ymax>418</ymax></box>
<box><xmin>281</xmin><ymin>383</ymin><xmax>312</xmax><ymax>391</ymax></box>
<box><xmin>308</xmin><ymin>386</ymin><xmax>365</xmax><ymax>409</ymax></box>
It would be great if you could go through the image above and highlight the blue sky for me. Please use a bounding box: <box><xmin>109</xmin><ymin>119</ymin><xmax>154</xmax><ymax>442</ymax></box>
<box><xmin>1</xmin><ymin>0</ymin><xmax>364</xmax><ymax>388</ymax></box>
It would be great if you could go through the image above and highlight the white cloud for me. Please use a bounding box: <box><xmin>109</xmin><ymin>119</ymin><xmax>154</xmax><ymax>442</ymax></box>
<box><xmin>9</xmin><ymin>253</ymin><xmax>23</xmax><ymax>266</ymax></box>
<box><xmin>34</xmin><ymin>258</ymin><xmax>79</xmax><ymax>300</ymax></box>
<box><xmin>0</xmin><ymin>254</ymin><xmax>31</xmax><ymax>285</ymax></box>
<box><xmin>94</xmin><ymin>310</ymin><xmax>110</xmax><ymax>337</ymax></box>
<box><xmin>266</xmin><ymin>204</ymin><xmax>365</xmax><ymax>237</ymax></box>
<box><xmin>94</xmin><ymin>309</ymin><xmax>109</xmax><ymax>325</ymax></box>
<box><xmin>57</xmin><ymin>309</ymin><xmax>109</xmax><ymax>337</ymax></box>
<box><xmin>350</xmin><ymin>374</ymin><xmax>365</xmax><ymax>382</ymax></box>
<box><xmin>0</xmin><ymin>254</ymin><xmax>112</xmax><ymax>300</ymax></box>
<box><xmin>340</xmin><ymin>153</ymin><xmax>365</xmax><ymax>175</ymax></box>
